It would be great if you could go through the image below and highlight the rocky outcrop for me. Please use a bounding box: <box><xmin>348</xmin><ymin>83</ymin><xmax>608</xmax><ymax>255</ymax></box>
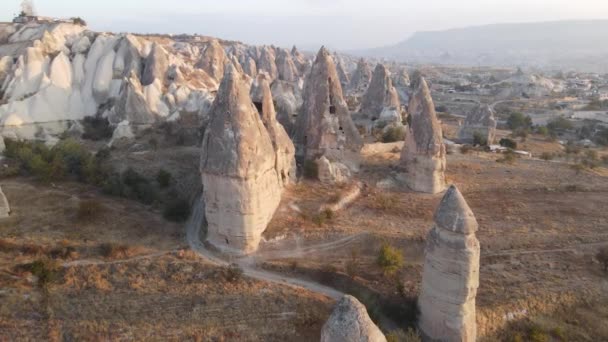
<box><xmin>358</xmin><ymin>63</ymin><xmax>401</xmax><ymax>123</ymax></box>
<box><xmin>291</xmin><ymin>46</ymin><xmax>309</xmax><ymax>75</ymax></box>
<box><xmin>400</xmin><ymin>77</ymin><xmax>446</xmax><ymax>194</ymax></box>
<box><xmin>112</xmin><ymin>71</ymin><xmax>156</xmax><ymax>124</ymax></box>
<box><xmin>254</xmin><ymin>75</ymin><xmax>296</xmax><ymax>186</ymax></box>
<box><xmin>418</xmin><ymin>185</ymin><xmax>480</xmax><ymax>342</ymax></box>
<box><xmin>0</xmin><ymin>185</ymin><xmax>10</xmax><ymax>218</ymax></box>
<box><xmin>321</xmin><ymin>295</ymin><xmax>386</xmax><ymax>342</ymax></box>
<box><xmin>141</xmin><ymin>43</ymin><xmax>169</xmax><ymax>86</ymax></box>
<box><xmin>348</xmin><ymin>58</ymin><xmax>372</xmax><ymax>94</ymax></box>
<box><xmin>196</xmin><ymin>39</ymin><xmax>228</xmax><ymax>82</ymax></box>
<box><xmin>257</xmin><ymin>46</ymin><xmax>278</xmax><ymax>81</ymax></box>
<box><xmin>294</xmin><ymin>47</ymin><xmax>363</xmax><ymax>183</ymax></box>
<box><xmin>392</xmin><ymin>68</ymin><xmax>411</xmax><ymax>104</ymax></box>
<box><xmin>270</xmin><ymin>80</ymin><xmax>301</xmax><ymax>133</ymax></box>
<box><xmin>334</xmin><ymin>55</ymin><xmax>350</xmax><ymax>90</ymax></box>
<box><xmin>275</xmin><ymin>48</ymin><xmax>299</xmax><ymax>83</ymax></box>
<box><xmin>458</xmin><ymin>104</ymin><xmax>497</xmax><ymax>145</ymax></box>
<box><xmin>200</xmin><ymin>66</ymin><xmax>286</xmax><ymax>254</ymax></box>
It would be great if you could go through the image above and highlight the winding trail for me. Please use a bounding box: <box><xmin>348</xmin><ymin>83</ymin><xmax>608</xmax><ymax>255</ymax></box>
<box><xmin>185</xmin><ymin>196</ymin><xmax>345</xmax><ymax>300</ymax></box>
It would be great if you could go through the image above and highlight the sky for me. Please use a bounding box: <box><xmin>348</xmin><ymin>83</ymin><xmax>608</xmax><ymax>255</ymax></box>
<box><xmin>3</xmin><ymin>0</ymin><xmax>608</xmax><ymax>50</ymax></box>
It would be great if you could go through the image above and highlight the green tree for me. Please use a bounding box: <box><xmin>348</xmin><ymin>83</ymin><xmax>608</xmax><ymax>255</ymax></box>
<box><xmin>507</xmin><ymin>112</ymin><xmax>532</xmax><ymax>131</ymax></box>
<box><xmin>377</xmin><ymin>244</ymin><xmax>404</xmax><ymax>276</ymax></box>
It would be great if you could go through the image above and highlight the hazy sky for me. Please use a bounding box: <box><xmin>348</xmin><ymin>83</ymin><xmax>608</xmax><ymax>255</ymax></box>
<box><xmin>3</xmin><ymin>0</ymin><xmax>608</xmax><ymax>50</ymax></box>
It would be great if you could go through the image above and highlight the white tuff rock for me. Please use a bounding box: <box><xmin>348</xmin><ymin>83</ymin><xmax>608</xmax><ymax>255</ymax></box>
<box><xmin>400</xmin><ymin>77</ymin><xmax>446</xmax><ymax>194</ymax></box>
<box><xmin>200</xmin><ymin>66</ymin><xmax>288</xmax><ymax>254</ymax></box>
<box><xmin>418</xmin><ymin>185</ymin><xmax>480</xmax><ymax>342</ymax></box>
<box><xmin>321</xmin><ymin>295</ymin><xmax>386</xmax><ymax>342</ymax></box>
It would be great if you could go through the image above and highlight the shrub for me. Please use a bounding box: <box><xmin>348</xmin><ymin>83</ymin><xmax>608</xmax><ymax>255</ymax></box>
<box><xmin>507</xmin><ymin>112</ymin><xmax>532</xmax><ymax>131</ymax></box>
<box><xmin>497</xmin><ymin>150</ymin><xmax>518</xmax><ymax>164</ymax></box>
<box><xmin>499</xmin><ymin>138</ymin><xmax>517</xmax><ymax>149</ymax></box>
<box><xmin>540</xmin><ymin>152</ymin><xmax>554</xmax><ymax>161</ymax></box>
<box><xmin>547</xmin><ymin>117</ymin><xmax>573</xmax><ymax>133</ymax></box>
<box><xmin>312</xmin><ymin>209</ymin><xmax>333</xmax><ymax>227</ymax></box>
<box><xmin>597</xmin><ymin>247</ymin><xmax>608</xmax><ymax>272</ymax></box>
<box><xmin>345</xmin><ymin>249</ymin><xmax>359</xmax><ymax>279</ymax></box>
<box><xmin>387</xmin><ymin>328</ymin><xmax>421</xmax><ymax>342</ymax></box>
<box><xmin>536</xmin><ymin>126</ymin><xmax>549</xmax><ymax>136</ymax></box>
<box><xmin>472</xmin><ymin>131</ymin><xmax>488</xmax><ymax>146</ymax></box>
<box><xmin>82</xmin><ymin>116</ymin><xmax>113</xmax><ymax>141</ymax></box>
<box><xmin>382</xmin><ymin>126</ymin><xmax>405</xmax><ymax>143</ymax></box>
<box><xmin>163</xmin><ymin>198</ymin><xmax>191</xmax><ymax>222</ymax></box>
<box><xmin>303</xmin><ymin>160</ymin><xmax>319</xmax><ymax>179</ymax></box>
<box><xmin>157</xmin><ymin>169</ymin><xmax>172</xmax><ymax>188</ymax></box>
<box><xmin>99</xmin><ymin>242</ymin><xmax>130</xmax><ymax>259</ymax></box>
<box><xmin>223</xmin><ymin>263</ymin><xmax>244</xmax><ymax>283</ymax></box>
<box><xmin>460</xmin><ymin>144</ymin><xmax>473</xmax><ymax>154</ymax></box>
<box><xmin>121</xmin><ymin>168</ymin><xmax>158</xmax><ymax>204</ymax></box>
<box><xmin>21</xmin><ymin>259</ymin><xmax>59</xmax><ymax>288</ymax></box>
<box><xmin>377</xmin><ymin>244</ymin><xmax>404</xmax><ymax>276</ymax></box>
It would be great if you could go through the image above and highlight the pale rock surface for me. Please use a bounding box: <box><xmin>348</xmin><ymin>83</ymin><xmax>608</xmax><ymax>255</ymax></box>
<box><xmin>400</xmin><ymin>77</ymin><xmax>446</xmax><ymax>194</ymax></box>
<box><xmin>0</xmin><ymin>185</ymin><xmax>10</xmax><ymax>218</ymax></box>
<box><xmin>254</xmin><ymin>74</ymin><xmax>296</xmax><ymax>185</ymax></box>
<box><xmin>275</xmin><ymin>48</ymin><xmax>299</xmax><ymax>83</ymax></box>
<box><xmin>141</xmin><ymin>43</ymin><xmax>169</xmax><ymax>86</ymax></box>
<box><xmin>320</xmin><ymin>295</ymin><xmax>386</xmax><ymax>342</ymax></box>
<box><xmin>348</xmin><ymin>58</ymin><xmax>372</xmax><ymax>94</ymax></box>
<box><xmin>418</xmin><ymin>185</ymin><xmax>480</xmax><ymax>342</ymax></box>
<box><xmin>316</xmin><ymin>156</ymin><xmax>351</xmax><ymax>184</ymax></box>
<box><xmin>294</xmin><ymin>47</ymin><xmax>363</xmax><ymax>177</ymax></box>
<box><xmin>109</xmin><ymin>120</ymin><xmax>135</xmax><ymax>147</ymax></box>
<box><xmin>196</xmin><ymin>40</ymin><xmax>228</xmax><ymax>82</ymax></box>
<box><xmin>359</xmin><ymin>63</ymin><xmax>401</xmax><ymax>122</ymax></box>
<box><xmin>271</xmin><ymin>80</ymin><xmax>301</xmax><ymax>133</ymax></box>
<box><xmin>392</xmin><ymin>68</ymin><xmax>411</xmax><ymax>104</ymax></box>
<box><xmin>112</xmin><ymin>72</ymin><xmax>156</xmax><ymax>124</ymax></box>
<box><xmin>257</xmin><ymin>46</ymin><xmax>278</xmax><ymax>81</ymax></box>
<box><xmin>458</xmin><ymin>104</ymin><xmax>497</xmax><ymax>145</ymax></box>
<box><xmin>200</xmin><ymin>66</ymin><xmax>284</xmax><ymax>254</ymax></box>
<box><xmin>291</xmin><ymin>46</ymin><xmax>309</xmax><ymax>75</ymax></box>
<box><xmin>336</xmin><ymin>59</ymin><xmax>350</xmax><ymax>90</ymax></box>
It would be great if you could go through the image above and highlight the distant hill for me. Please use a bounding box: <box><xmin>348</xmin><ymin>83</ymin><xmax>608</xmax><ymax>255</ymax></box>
<box><xmin>358</xmin><ymin>20</ymin><xmax>608</xmax><ymax>73</ymax></box>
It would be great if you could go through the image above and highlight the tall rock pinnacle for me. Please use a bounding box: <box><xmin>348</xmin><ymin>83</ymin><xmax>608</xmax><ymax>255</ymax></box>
<box><xmin>359</xmin><ymin>63</ymin><xmax>401</xmax><ymax>122</ymax></box>
<box><xmin>200</xmin><ymin>65</ymin><xmax>285</xmax><ymax>254</ymax></box>
<box><xmin>294</xmin><ymin>47</ymin><xmax>363</xmax><ymax>183</ymax></box>
<box><xmin>418</xmin><ymin>185</ymin><xmax>480</xmax><ymax>342</ymax></box>
<box><xmin>400</xmin><ymin>77</ymin><xmax>446</xmax><ymax>194</ymax></box>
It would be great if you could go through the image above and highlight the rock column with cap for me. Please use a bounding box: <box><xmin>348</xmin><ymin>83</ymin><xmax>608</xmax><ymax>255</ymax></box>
<box><xmin>200</xmin><ymin>65</ymin><xmax>286</xmax><ymax>254</ymax></box>
<box><xmin>418</xmin><ymin>185</ymin><xmax>480</xmax><ymax>342</ymax></box>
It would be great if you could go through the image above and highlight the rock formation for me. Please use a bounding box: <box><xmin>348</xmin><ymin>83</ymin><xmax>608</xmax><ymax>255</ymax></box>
<box><xmin>294</xmin><ymin>47</ymin><xmax>363</xmax><ymax>183</ymax></box>
<box><xmin>348</xmin><ymin>58</ymin><xmax>372</xmax><ymax>94</ymax></box>
<box><xmin>0</xmin><ymin>185</ymin><xmax>10</xmax><ymax>218</ymax></box>
<box><xmin>275</xmin><ymin>48</ymin><xmax>299</xmax><ymax>83</ymax></box>
<box><xmin>141</xmin><ymin>43</ymin><xmax>169</xmax><ymax>86</ymax></box>
<box><xmin>321</xmin><ymin>295</ymin><xmax>386</xmax><ymax>342</ymax></box>
<box><xmin>200</xmin><ymin>66</ymin><xmax>289</xmax><ymax>254</ymax></box>
<box><xmin>254</xmin><ymin>74</ymin><xmax>296</xmax><ymax>185</ymax></box>
<box><xmin>418</xmin><ymin>185</ymin><xmax>480</xmax><ymax>342</ymax></box>
<box><xmin>257</xmin><ymin>46</ymin><xmax>278</xmax><ymax>80</ymax></box>
<box><xmin>358</xmin><ymin>63</ymin><xmax>401</xmax><ymax>123</ymax></box>
<box><xmin>400</xmin><ymin>77</ymin><xmax>446</xmax><ymax>194</ymax></box>
<box><xmin>458</xmin><ymin>104</ymin><xmax>497</xmax><ymax>145</ymax></box>
<box><xmin>270</xmin><ymin>80</ymin><xmax>302</xmax><ymax>133</ymax></box>
<box><xmin>290</xmin><ymin>46</ymin><xmax>309</xmax><ymax>75</ymax></box>
<box><xmin>196</xmin><ymin>39</ymin><xmax>228</xmax><ymax>82</ymax></box>
<box><xmin>392</xmin><ymin>68</ymin><xmax>411</xmax><ymax>104</ymax></box>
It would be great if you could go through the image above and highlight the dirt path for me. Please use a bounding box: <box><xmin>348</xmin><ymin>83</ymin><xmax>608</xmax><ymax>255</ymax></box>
<box><xmin>185</xmin><ymin>196</ymin><xmax>344</xmax><ymax>300</ymax></box>
<box><xmin>483</xmin><ymin>241</ymin><xmax>608</xmax><ymax>257</ymax></box>
<box><xmin>62</xmin><ymin>251</ymin><xmax>177</xmax><ymax>268</ymax></box>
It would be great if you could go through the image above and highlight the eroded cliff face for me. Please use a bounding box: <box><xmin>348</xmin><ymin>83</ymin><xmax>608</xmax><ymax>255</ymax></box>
<box><xmin>200</xmin><ymin>66</ymin><xmax>291</xmax><ymax>254</ymax></box>
<box><xmin>418</xmin><ymin>185</ymin><xmax>480</xmax><ymax>342</ymax></box>
<box><xmin>294</xmin><ymin>47</ymin><xmax>363</xmax><ymax>183</ymax></box>
<box><xmin>321</xmin><ymin>295</ymin><xmax>387</xmax><ymax>342</ymax></box>
<box><xmin>0</xmin><ymin>22</ymin><xmax>311</xmax><ymax>142</ymax></box>
<box><xmin>400</xmin><ymin>77</ymin><xmax>446</xmax><ymax>194</ymax></box>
